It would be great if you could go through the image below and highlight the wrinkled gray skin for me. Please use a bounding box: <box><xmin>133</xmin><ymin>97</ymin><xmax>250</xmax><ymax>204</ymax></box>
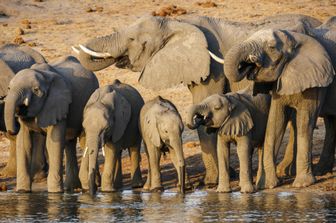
<box><xmin>224</xmin><ymin>29</ymin><xmax>335</xmax><ymax>189</ymax></box>
<box><xmin>79</xmin><ymin>80</ymin><xmax>143</xmax><ymax>195</ymax></box>
<box><xmin>75</xmin><ymin>14</ymin><xmax>321</xmax><ymax>186</ymax></box>
<box><xmin>187</xmin><ymin>89</ymin><xmax>270</xmax><ymax>193</ymax></box>
<box><xmin>140</xmin><ymin>96</ymin><xmax>186</xmax><ymax>193</ymax></box>
<box><xmin>0</xmin><ymin>44</ymin><xmax>47</xmax><ymax>178</ymax></box>
<box><xmin>5</xmin><ymin>56</ymin><xmax>99</xmax><ymax>192</ymax></box>
<box><xmin>276</xmin><ymin>16</ymin><xmax>336</xmax><ymax>177</ymax></box>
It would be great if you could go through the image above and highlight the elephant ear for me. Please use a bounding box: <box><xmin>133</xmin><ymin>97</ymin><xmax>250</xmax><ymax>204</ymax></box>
<box><xmin>219</xmin><ymin>96</ymin><xmax>254</xmax><ymax>137</ymax></box>
<box><xmin>18</xmin><ymin>46</ymin><xmax>46</xmax><ymax>64</ymax></box>
<box><xmin>275</xmin><ymin>30</ymin><xmax>335</xmax><ymax>95</ymax></box>
<box><xmin>139</xmin><ymin>19</ymin><xmax>210</xmax><ymax>89</ymax></box>
<box><xmin>35</xmin><ymin>64</ymin><xmax>72</xmax><ymax>128</ymax></box>
<box><xmin>0</xmin><ymin>59</ymin><xmax>15</xmax><ymax>98</ymax></box>
<box><xmin>143</xmin><ymin>104</ymin><xmax>161</xmax><ymax>147</ymax></box>
<box><xmin>102</xmin><ymin>91</ymin><xmax>131</xmax><ymax>143</ymax></box>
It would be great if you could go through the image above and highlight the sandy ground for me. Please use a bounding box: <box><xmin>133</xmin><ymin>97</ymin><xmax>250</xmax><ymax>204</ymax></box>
<box><xmin>0</xmin><ymin>0</ymin><xmax>335</xmax><ymax>192</ymax></box>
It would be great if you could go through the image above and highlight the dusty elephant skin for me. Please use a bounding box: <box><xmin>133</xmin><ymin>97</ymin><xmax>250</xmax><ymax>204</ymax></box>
<box><xmin>140</xmin><ymin>96</ymin><xmax>188</xmax><ymax>193</ymax></box>
<box><xmin>74</xmin><ymin>14</ymin><xmax>321</xmax><ymax>187</ymax></box>
<box><xmin>224</xmin><ymin>28</ymin><xmax>335</xmax><ymax>189</ymax></box>
<box><xmin>0</xmin><ymin>44</ymin><xmax>47</xmax><ymax>179</ymax></box>
<box><xmin>276</xmin><ymin>17</ymin><xmax>336</xmax><ymax>176</ymax></box>
<box><xmin>4</xmin><ymin>56</ymin><xmax>99</xmax><ymax>193</ymax></box>
<box><xmin>79</xmin><ymin>79</ymin><xmax>144</xmax><ymax>195</ymax></box>
<box><xmin>187</xmin><ymin>89</ymin><xmax>271</xmax><ymax>193</ymax></box>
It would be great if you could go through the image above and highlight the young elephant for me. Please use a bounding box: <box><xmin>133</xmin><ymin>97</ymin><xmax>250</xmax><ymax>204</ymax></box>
<box><xmin>5</xmin><ymin>56</ymin><xmax>99</xmax><ymax>192</ymax></box>
<box><xmin>187</xmin><ymin>90</ymin><xmax>271</xmax><ymax>193</ymax></box>
<box><xmin>79</xmin><ymin>80</ymin><xmax>144</xmax><ymax>195</ymax></box>
<box><xmin>140</xmin><ymin>96</ymin><xmax>186</xmax><ymax>193</ymax></box>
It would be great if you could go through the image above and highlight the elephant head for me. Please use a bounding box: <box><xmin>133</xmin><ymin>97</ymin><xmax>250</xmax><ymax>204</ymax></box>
<box><xmin>74</xmin><ymin>16</ymin><xmax>212</xmax><ymax>90</ymax></box>
<box><xmin>187</xmin><ymin>93</ymin><xmax>253</xmax><ymax>137</ymax></box>
<box><xmin>82</xmin><ymin>86</ymin><xmax>131</xmax><ymax>195</ymax></box>
<box><xmin>224</xmin><ymin>29</ymin><xmax>335</xmax><ymax>95</ymax></box>
<box><xmin>4</xmin><ymin>63</ymin><xmax>72</xmax><ymax>135</ymax></box>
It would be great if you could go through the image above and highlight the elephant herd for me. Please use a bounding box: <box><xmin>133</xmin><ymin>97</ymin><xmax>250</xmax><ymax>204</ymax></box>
<box><xmin>0</xmin><ymin>13</ymin><xmax>335</xmax><ymax>194</ymax></box>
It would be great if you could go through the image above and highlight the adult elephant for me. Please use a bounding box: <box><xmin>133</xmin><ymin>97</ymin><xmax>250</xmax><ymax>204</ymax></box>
<box><xmin>73</xmin><ymin>14</ymin><xmax>321</xmax><ymax>186</ymax></box>
<box><xmin>0</xmin><ymin>44</ymin><xmax>47</xmax><ymax>178</ymax></box>
<box><xmin>4</xmin><ymin>56</ymin><xmax>99</xmax><ymax>192</ymax></box>
<box><xmin>223</xmin><ymin>28</ymin><xmax>335</xmax><ymax>189</ymax></box>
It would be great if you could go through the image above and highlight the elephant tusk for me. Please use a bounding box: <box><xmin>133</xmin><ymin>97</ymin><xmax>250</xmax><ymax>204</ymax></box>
<box><xmin>71</xmin><ymin>46</ymin><xmax>80</xmax><ymax>55</ymax></box>
<box><xmin>79</xmin><ymin>44</ymin><xmax>112</xmax><ymax>58</ymax></box>
<box><xmin>102</xmin><ymin>146</ymin><xmax>105</xmax><ymax>157</ymax></box>
<box><xmin>83</xmin><ymin>147</ymin><xmax>88</xmax><ymax>157</ymax></box>
<box><xmin>208</xmin><ymin>50</ymin><xmax>224</xmax><ymax>64</ymax></box>
<box><xmin>23</xmin><ymin>97</ymin><xmax>29</xmax><ymax>106</ymax></box>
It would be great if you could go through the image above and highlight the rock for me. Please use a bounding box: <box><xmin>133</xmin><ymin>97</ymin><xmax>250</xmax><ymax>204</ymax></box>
<box><xmin>28</xmin><ymin>42</ymin><xmax>37</xmax><ymax>47</ymax></box>
<box><xmin>21</xmin><ymin>19</ymin><xmax>31</xmax><ymax>25</ymax></box>
<box><xmin>196</xmin><ymin>1</ymin><xmax>218</xmax><ymax>8</ymax></box>
<box><xmin>15</xmin><ymin>28</ymin><xmax>24</xmax><ymax>36</ymax></box>
<box><xmin>152</xmin><ymin>5</ymin><xmax>187</xmax><ymax>17</ymax></box>
<box><xmin>13</xmin><ymin>36</ymin><xmax>25</xmax><ymax>45</ymax></box>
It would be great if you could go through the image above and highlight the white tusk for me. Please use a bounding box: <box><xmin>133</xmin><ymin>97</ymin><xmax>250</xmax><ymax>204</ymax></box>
<box><xmin>208</xmin><ymin>50</ymin><xmax>224</xmax><ymax>64</ymax></box>
<box><xmin>83</xmin><ymin>147</ymin><xmax>88</xmax><ymax>158</ymax></box>
<box><xmin>23</xmin><ymin>97</ymin><xmax>29</xmax><ymax>106</ymax></box>
<box><xmin>79</xmin><ymin>44</ymin><xmax>112</xmax><ymax>58</ymax></box>
<box><xmin>102</xmin><ymin>146</ymin><xmax>105</xmax><ymax>157</ymax></box>
<box><xmin>71</xmin><ymin>46</ymin><xmax>80</xmax><ymax>55</ymax></box>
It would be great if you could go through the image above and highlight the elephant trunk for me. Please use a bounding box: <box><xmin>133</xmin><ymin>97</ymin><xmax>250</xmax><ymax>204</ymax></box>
<box><xmin>86</xmin><ymin>133</ymin><xmax>101</xmax><ymax>195</ymax></box>
<box><xmin>187</xmin><ymin>104</ymin><xmax>208</xmax><ymax>129</ymax></box>
<box><xmin>78</xmin><ymin>32</ymin><xmax>128</xmax><ymax>71</ymax></box>
<box><xmin>224</xmin><ymin>42</ymin><xmax>256</xmax><ymax>82</ymax></box>
<box><xmin>171</xmin><ymin>138</ymin><xmax>185</xmax><ymax>194</ymax></box>
<box><xmin>4</xmin><ymin>90</ymin><xmax>24</xmax><ymax>135</ymax></box>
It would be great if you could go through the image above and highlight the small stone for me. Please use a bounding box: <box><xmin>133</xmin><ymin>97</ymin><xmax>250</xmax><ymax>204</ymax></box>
<box><xmin>2</xmin><ymin>23</ymin><xmax>8</xmax><ymax>27</ymax></box>
<box><xmin>15</xmin><ymin>28</ymin><xmax>24</xmax><ymax>35</ymax></box>
<box><xmin>86</xmin><ymin>7</ymin><xmax>94</xmax><ymax>13</ymax></box>
<box><xmin>28</xmin><ymin>42</ymin><xmax>37</xmax><ymax>47</ymax></box>
<box><xmin>34</xmin><ymin>0</ymin><xmax>43</xmax><ymax>2</ymax></box>
<box><xmin>96</xmin><ymin>6</ymin><xmax>103</xmax><ymax>12</ymax></box>
<box><xmin>13</xmin><ymin>36</ymin><xmax>25</xmax><ymax>45</ymax></box>
<box><xmin>21</xmin><ymin>19</ymin><xmax>31</xmax><ymax>25</ymax></box>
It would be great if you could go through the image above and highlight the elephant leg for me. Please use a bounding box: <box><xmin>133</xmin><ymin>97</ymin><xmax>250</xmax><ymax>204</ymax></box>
<box><xmin>129</xmin><ymin>144</ymin><xmax>143</xmax><ymax>188</ymax></box>
<box><xmin>16</xmin><ymin>125</ymin><xmax>33</xmax><ymax>192</ymax></box>
<box><xmin>79</xmin><ymin>148</ymin><xmax>89</xmax><ymax>190</ymax></box>
<box><xmin>237</xmin><ymin>137</ymin><xmax>254</xmax><ymax>193</ymax></box>
<box><xmin>147</xmin><ymin>144</ymin><xmax>162</xmax><ymax>192</ymax></box>
<box><xmin>31</xmin><ymin>133</ymin><xmax>48</xmax><ymax>182</ymax></box>
<box><xmin>256</xmin><ymin>146</ymin><xmax>263</xmax><ymax>185</ymax></box>
<box><xmin>257</xmin><ymin>98</ymin><xmax>287</xmax><ymax>189</ymax></box>
<box><xmin>0</xmin><ymin>135</ymin><xmax>17</xmax><ymax>177</ymax></box>
<box><xmin>276</xmin><ymin>120</ymin><xmax>297</xmax><ymax>177</ymax></box>
<box><xmin>216</xmin><ymin>139</ymin><xmax>231</xmax><ymax>193</ymax></box>
<box><xmin>46</xmin><ymin>122</ymin><xmax>66</xmax><ymax>193</ymax></box>
<box><xmin>143</xmin><ymin>143</ymin><xmax>151</xmax><ymax>191</ymax></box>
<box><xmin>101</xmin><ymin>145</ymin><xmax>117</xmax><ymax>192</ymax></box>
<box><xmin>197</xmin><ymin>127</ymin><xmax>218</xmax><ymax>187</ymax></box>
<box><xmin>292</xmin><ymin>108</ymin><xmax>317</xmax><ymax>188</ymax></box>
<box><xmin>64</xmin><ymin>139</ymin><xmax>81</xmax><ymax>192</ymax></box>
<box><xmin>314</xmin><ymin>115</ymin><xmax>336</xmax><ymax>176</ymax></box>
<box><xmin>113</xmin><ymin>150</ymin><xmax>123</xmax><ymax>190</ymax></box>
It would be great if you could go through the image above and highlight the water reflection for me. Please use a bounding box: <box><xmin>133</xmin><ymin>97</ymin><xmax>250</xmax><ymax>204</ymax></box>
<box><xmin>0</xmin><ymin>191</ymin><xmax>334</xmax><ymax>222</ymax></box>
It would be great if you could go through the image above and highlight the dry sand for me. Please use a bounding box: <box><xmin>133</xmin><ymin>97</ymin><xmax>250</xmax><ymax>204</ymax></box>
<box><xmin>0</xmin><ymin>0</ymin><xmax>335</xmax><ymax>192</ymax></box>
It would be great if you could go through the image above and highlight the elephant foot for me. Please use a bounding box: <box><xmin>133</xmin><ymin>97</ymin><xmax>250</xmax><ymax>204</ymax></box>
<box><xmin>313</xmin><ymin>162</ymin><xmax>334</xmax><ymax>176</ymax></box>
<box><xmin>257</xmin><ymin>173</ymin><xmax>279</xmax><ymax>190</ymax></box>
<box><xmin>17</xmin><ymin>189</ymin><xmax>32</xmax><ymax>193</ymax></box>
<box><xmin>216</xmin><ymin>184</ymin><xmax>231</xmax><ymax>193</ymax></box>
<box><xmin>204</xmin><ymin>174</ymin><xmax>218</xmax><ymax>187</ymax></box>
<box><xmin>64</xmin><ymin>177</ymin><xmax>82</xmax><ymax>192</ymax></box>
<box><xmin>240</xmin><ymin>183</ymin><xmax>255</xmax><ymax>193</ymax></box>
<box><xmin>48</xmin><ymin>185</ymin><xmax>64</xmax><ymax>193</ymax></box>
<box><xmin>292</xmin><ymin>173</ymin><xmax>315</xmax><ymax>188</ymax></box>
<box><xmin>143</xmin><ymin>181</ymin><xmax>151</xmax><ymax>191</ymax></box>
<box><xmin>150</xmin><ymin>186</ymin><xmax>164</xmax><ymax>193</ymax></box>
<box><xmin>101</xmin><ymin>184</ymin><xmax>117</xmax><ymax>193</ymax></box>
<box><xmin>0</xmin><ymin>165</ymin><xmax>16</xmax><ymax>178</ymax></box>
<box><xmin>276</xmin><ymin>162</ymin><xmax>293</xmax><ymax>177</ymax></box>
<box><xmin>33</xmin><ymin>170</ymin><xmax>48</xmax><ymax>183</ymax></box>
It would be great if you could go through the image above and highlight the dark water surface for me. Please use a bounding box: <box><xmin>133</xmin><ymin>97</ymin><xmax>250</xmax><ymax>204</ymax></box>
<box><xmin>0</xmin><ymin>190</ymin><xmax>335</xmax><ymax>222</ymax></box>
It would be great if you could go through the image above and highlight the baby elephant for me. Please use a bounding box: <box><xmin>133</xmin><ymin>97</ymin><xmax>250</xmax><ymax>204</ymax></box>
<box><xmin>140</xmin><ymin>96</ymin><xmax>186</xmax><ymax>193</ymax></box>
<box><xmin>79</xmin><ymin>79</ymin><xmax>144</xmax><ymax>194</ymax></box>
<box><xmin>188</xmin><ymin>90</ymin><xmax>270</xmax><ymax>193</ymax></box>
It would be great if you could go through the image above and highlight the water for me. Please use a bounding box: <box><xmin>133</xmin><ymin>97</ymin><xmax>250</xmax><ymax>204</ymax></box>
<box><xmin>0</xmin><ymin>190</ymin><xmax>335</xmax><ymax>222</ymax></box>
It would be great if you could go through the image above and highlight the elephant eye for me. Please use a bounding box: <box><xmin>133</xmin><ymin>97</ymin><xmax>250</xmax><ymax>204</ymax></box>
<box><xmin>32</xmin><ymin>87</ymin><xmax>43</xmax><ymax>97</ymax></box>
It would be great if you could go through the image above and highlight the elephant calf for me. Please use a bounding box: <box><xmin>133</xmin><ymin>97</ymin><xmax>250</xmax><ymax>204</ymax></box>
<box><xmin>79</xmin><ymin>80</ymin><xmax>144</xmax><ymax>195</ymax></box>
<box><xmin>140</xmin><ymin>96</ymin><xmax>187</xmax><ymax>193</ymax></box>
<box><xmin>187</xmin><ymin>90</ymin><xmax>271</xmax><ymax>193</ymax></box>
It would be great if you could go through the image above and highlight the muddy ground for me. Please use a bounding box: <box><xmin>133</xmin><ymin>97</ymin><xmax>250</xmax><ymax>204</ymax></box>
<box><xmin>0</xmin><ymin>0</ymin><xmax>335</xmax><ymax>192</ymax></box>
